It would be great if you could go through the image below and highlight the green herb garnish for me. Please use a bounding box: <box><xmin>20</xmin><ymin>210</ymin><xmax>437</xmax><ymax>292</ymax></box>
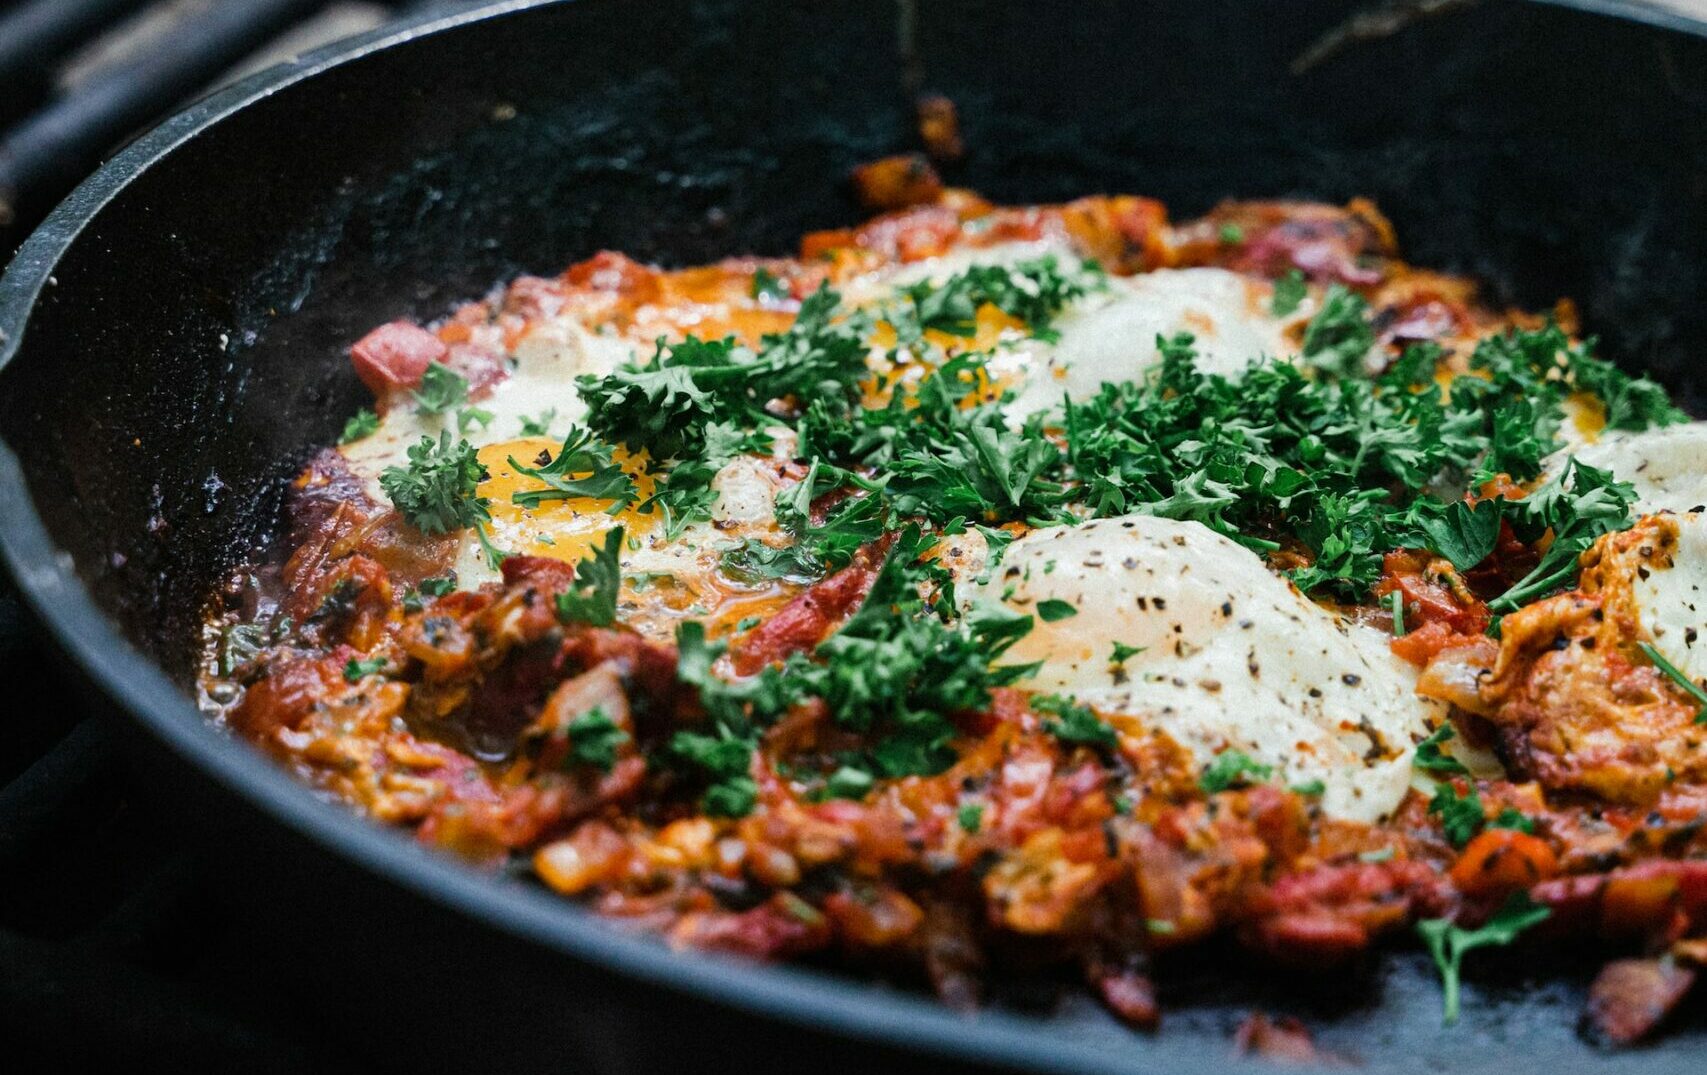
<box><xmin>554</xmin><ymin>527</ymin><xmax>624</xmax><ymax>627</ymax></box>
<box><xmin>339</xmin><ymin>408</ymin><xmax>379</xmax><ymax>444</ymax></box>
<box><xmin>1199</xmin><ymin>750</ymin><xmax>1274</xmax><ymax>793</ymax></box>
<box><xmin>1417</xmin><ymin>895</ymin><xmax>1550</xmax><ymax>1025</ymax></box>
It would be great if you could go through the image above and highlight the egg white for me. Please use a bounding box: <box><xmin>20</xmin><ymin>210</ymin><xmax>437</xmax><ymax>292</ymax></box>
<box><xmin>1630</xmin><ymin>511</ymin><xmax>1707</xmax><ymax>688</ymax></box>
<box><xmin>973</xmin><ymin>515</ymin><xmax>1441</xmax><ymax>822</ymax></box>
<box><xmin>1571</xmin><ymin>421</ymin><xmax>1707</xmax><ymax>516</ymax></box>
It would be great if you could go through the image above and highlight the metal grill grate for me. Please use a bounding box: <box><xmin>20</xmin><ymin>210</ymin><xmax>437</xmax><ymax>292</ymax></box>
<box><xmin>0</xmin><ymin>1</ymin><xmax>478</xmax><ymax>244</ymax></box>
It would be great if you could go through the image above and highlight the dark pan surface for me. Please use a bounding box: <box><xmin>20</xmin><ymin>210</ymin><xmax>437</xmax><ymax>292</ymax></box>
<box><xmin>3</xmin><ymin>0</ymin><xmax>1707</xmax><ymax>1070</ymax></box>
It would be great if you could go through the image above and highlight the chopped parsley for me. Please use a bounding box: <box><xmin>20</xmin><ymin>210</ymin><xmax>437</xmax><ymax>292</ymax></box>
<box><xmin>1270</xmin><ymin>269</ymin><xmax>1306</xmax><ymax>317</ymax></box>
<box><xmin>1484</xmin><ymin>458</ymin><xmax>1637</xmax><ymax>611</ymax></box>
<box><xmin>379</xmin><ymin>431</ymin><xmax>490</xmax><ymax>535</ymax></box>
<box><xmin>719</xmin><ymin>538</ymin><xmax>824</xmax><ymax>585</ymax></box>
<box><xmin>457</xmin><ymin>407</ymin><xmax>494</xmax><ymax>433</ymax></box>
<box><xmin>401</xmin><ymin>573</ymin><xmax>456</xmax><ymax>613</ymax></box>
<box><xmin>889</xmin><ymin>255</ymin><xmax>1103</xmax><ymax>344</ymax></box>
<box><xmin>342</xmin><ymin>656</ymin><xmax>387</xmax><ymax>682</ymax></box>
<box><xmin>957</xmin><ymin>802</ymin><xmax>984</xmax><ymax>833</ymax></box>
<box><xmin>1414</xmin><ymin>724</ymin><xmax>1471</xmax><ymax>777</ymax></box>
<box><xmin>1218</xmin><ymin>223</ymin><xmax>1244</xmax><ymax>245</ymax></box>
<box><xmin>751</xmin><ymin>267</ymin><xmax>790</xmax><ymax>302</ymax></box>
<box><xmin>1110</xmin><ymin>641</ymin><xmax>1145</xmax><ymax>663</ymax></box>
<box><xmin>411</xmin><ymin>361</ymin><xmax>468</xmax><ymax>415</ymax></box>
<box><xmin>663</xmin><ymin>531</ymin><xmax>1035</xmax><ymax>815</ymax></box>
<box><xmin>1639</xmin><ymin>641</ymin><xmax>1707</xmax><ymax>723</ymax></box>
<box><xmin>702</xmin><ymin>775</ymin><xmax>759</xmax><ymax>818</ymax></box>
<box><xmin>1299</xmin><ymin>284</ymin><xmax>1376</xmax><ymax>379</ymax></box>
<box><xmin>579</xmin><ymin>285</ymin><xmax>867</xmax><ymax>463</ymax></box>
<box><xmin>518</xmin><ymin>408</ymin><xmax>557</xmax><ymax>436</ymax></box>
<box><xmin>1427</xmin><ymin>780</ymin><xmax>1486</xmax><ymax>847</ymax></box>
<box><xmin>1413</xmin><ymin>499</ymin><xmax>1501</xmax><ymax>573</ymax></box>
<box><xmin>566</xmin><ymin>708</ymin><xmax>628</xmax><ymax>772</ymax></box>
<box><xmin>823</xmin><ymin>764</ymin><xmax>876</xmax><ymax>801</ymax></box>
<box><xmin>508</xmin><ymin>427</ymin><xmax>637</xmax><ymax>510</ymax></box>
<box><xmin>554</xmin><ymin>527</ymin><xmax>624</xmax><ymax>627</ymax></box>
<box><xmin>1035</xmin><ymin>599</ymin><xmax>1078</xmax><ymax>622</ymax></box>
<box><xmin>339</xmin><ymin>408</ymin><xmax>379</xmax><ymax>444</ymax></box>
<box><xmin>493</xmin><ymin>249</ymin><xmax>1685</xmax><ymax>828</ymax></box>
<box><xmin>1034</xmin><ymin>694</ymin><xmax>1117</xmax><ymax>750</ymax></box>
<box><xmin>1289</xmin><ymin>779</ymin><xmax>1327</xmax><ymax>796</ymax></box>
<box><xmin>1199</xmin><ymin>750</ymin><xmax>1274</xmax><ymax>793</ymax></box>
<box><xmin>1489</xmin><ymin>807</ymin><xmax>1536</xmax><ymax>834</ymax></box>
<box><xmin>1417</xmin><ymin>895</ymin><xmax>1550</xmax><ymax>1024</ymax></box>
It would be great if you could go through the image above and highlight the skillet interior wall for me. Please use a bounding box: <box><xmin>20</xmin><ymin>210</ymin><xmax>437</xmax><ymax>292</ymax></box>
<box><xmin>1</xmin><ymin>0</ymin><xmax>1705</xmax><ymax>680</ymax></box>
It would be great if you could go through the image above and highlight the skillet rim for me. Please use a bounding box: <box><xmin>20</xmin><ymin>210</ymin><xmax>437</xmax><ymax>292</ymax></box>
<box><xmin>2</xmin><ymin>1</ymin><xmax>1706</xmax><ymax>1070</ymax></box>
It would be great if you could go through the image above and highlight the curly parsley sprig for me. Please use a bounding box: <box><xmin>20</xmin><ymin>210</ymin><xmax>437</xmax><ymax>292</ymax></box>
<box><xmin>379</xmin><ymin>431</ymin><xmax>509</xmax><ymax>568</ymax></box>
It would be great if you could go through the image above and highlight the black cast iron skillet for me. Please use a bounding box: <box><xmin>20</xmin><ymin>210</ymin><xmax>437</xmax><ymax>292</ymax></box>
<box><xmin>3</xmin><ymin>0</ymin><xmax>1707</xmax><ymax>1071</ymax></box>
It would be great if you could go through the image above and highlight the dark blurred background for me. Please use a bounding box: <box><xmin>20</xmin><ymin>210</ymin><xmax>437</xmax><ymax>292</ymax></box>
<box><xmin>0</xmin><ymin>3</ymin><xmax>481</xmax><ymax>1071</ymax></box>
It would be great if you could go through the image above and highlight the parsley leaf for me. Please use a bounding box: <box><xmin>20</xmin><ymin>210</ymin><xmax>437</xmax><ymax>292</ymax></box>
<box><xmin>1110</xmin><ymin>641</ymin><xmax>1145</xmax><ymax>663</ymax></box>
<box><xmin>1488</xmin><ymin>458</ymin><xmax>1636</xmax><ymax>611</ymax></box>
<box><xmin>751</xmin><ymin>267</ymin><xmax>790</xmax><ymax>302</ymax></box>
<box><xmin>566</xmin><ymin>708</ymin><xmax>629</xmax><ymax>772</ymax></box>
<box><xmin>380</xmin><ymin>432</ymin><xmax>490</xmax><ymax>534</ymax></box>
<box><xmin>1412</xmin><ymin>498</ymin><xmax>1502</xmax><ymax>572</ymax></box>
<box><xmin>1489</xmin><ymin>807</ymin><xmax>1536</xmax><ymax>834</ymax></box>
<box><xmin>457</xmin><ymin>407</ymin><xmax>494</xmax><ymax>433</ymax></box>
<box><xmin>1299</xmin><ymin>284</ymin><xmax>1375</xmax><ymax>379</ymax></box>
<box><xmin>518</xmin><ymin>408</ymin><xmax>557</xmax><ymax>436</ymax></box>
<box><xmin>890</xmin><ymin>255</ymin><xmax>1102</xmax><ymax>343</ymax></box>
<box><xmin>342</xmin><ymin>656</ymin><xmax>387</xmax><ymax>682</ymax></box>
<box><xmin>1270</xmin><ymin>269</ymin><xmax>1306</xmax><ymax>317</ymax></box>
<box><xmin>719</xmin><ymin>538</ymin><xmax>824</xmax><ymax>585</ymax></box>
<box><xmin>1428</xmin><ymin>780</ymin><xmax>1486</xmax><ymax>847</ymax></box>
<box><xmin>1035</xmin><ymin>599</ymin><xmax>1078</xmax><ymax>622</ymax></box>
<box><xmin>508</xmin><ymin>427</ymin><xmax>637</xmax><ymax>510</ymax></box>
<box><xmin>411</xmin><ymin>362</ymin><xmax>468</xmax><ymax>415</ymax></box>
<box><xmin>703</xmin><ymin>776</ymin><xmax>759</xmax><ymax>817</ymax></box>
<box><xmin>554</xmin><ymin>527</ymin><xmax>624</xmax><ymax>627</ymax></box>
<box><xmin>1034</xmin><ymin>694</ymin><xmax>1117</xmax><ymax>750</ymax></box>
<box><xmin>822</xmin><ymin>764</ymin><xmax>876</xmax><ymax>800</ymax></box>
<box><xmin>1414</xmin><ymin>724</ymin><xmax>1471</xmax><ymax>777</ymax></box>
<box><xmin>1200</xmin><ymin>750</ymin><xmax>1274</xmax><ymax>793</ymax></box>
<box><xmin>957</xmin><ymin>802</ymin><xmax>984</xmax><ymax>833</ymax></box>
<box><xmin>1417</xmin><ymin>895</ymin><xmax>1550</xmax><ymax>1024</ymax></box>
<box><xmin>339</xmin><ymin>408</ymin><xmax>379</xmax><ymax>444</ymax></box>
<box><xmin>401</xmin><ymin>573</ymin><xmax>456</xmax><ymax>612</ymax></box>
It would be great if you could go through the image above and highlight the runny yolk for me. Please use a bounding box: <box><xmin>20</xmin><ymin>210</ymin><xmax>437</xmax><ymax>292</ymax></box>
<box><xmin>477</xmin><ymin>437</ymin><xmax>657</xmax><ymax>565</ymax></box>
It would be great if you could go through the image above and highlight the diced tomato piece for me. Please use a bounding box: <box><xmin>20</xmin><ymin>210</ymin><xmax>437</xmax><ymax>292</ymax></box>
<box><xmin>1586</xmin><ymin>958</ymin><xmax>1698</xmax><ymax>1045</ymax></box>
<box><xmin>562</xmin><ymin>251</ymin><xmax>660</xmax><ymax>300</ymax></box>
<box><xmin>851</xmin><ymin>154</ymin><xmax>943</xmax><ymax>212</ymax></box>
<box><xmin>1450</xmin><ymin>829</ymin><xmax>1559</xmax><ymax>898</ymax></box>
<box><xmin>350</xmin><ymin>320</ymin><xmax>447</xmax><ymax>395</ymax></box>
<box><xmin>731</xmin><ymin>559</ymin><xmax>879</xmax><ymax>674</ymax></box>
